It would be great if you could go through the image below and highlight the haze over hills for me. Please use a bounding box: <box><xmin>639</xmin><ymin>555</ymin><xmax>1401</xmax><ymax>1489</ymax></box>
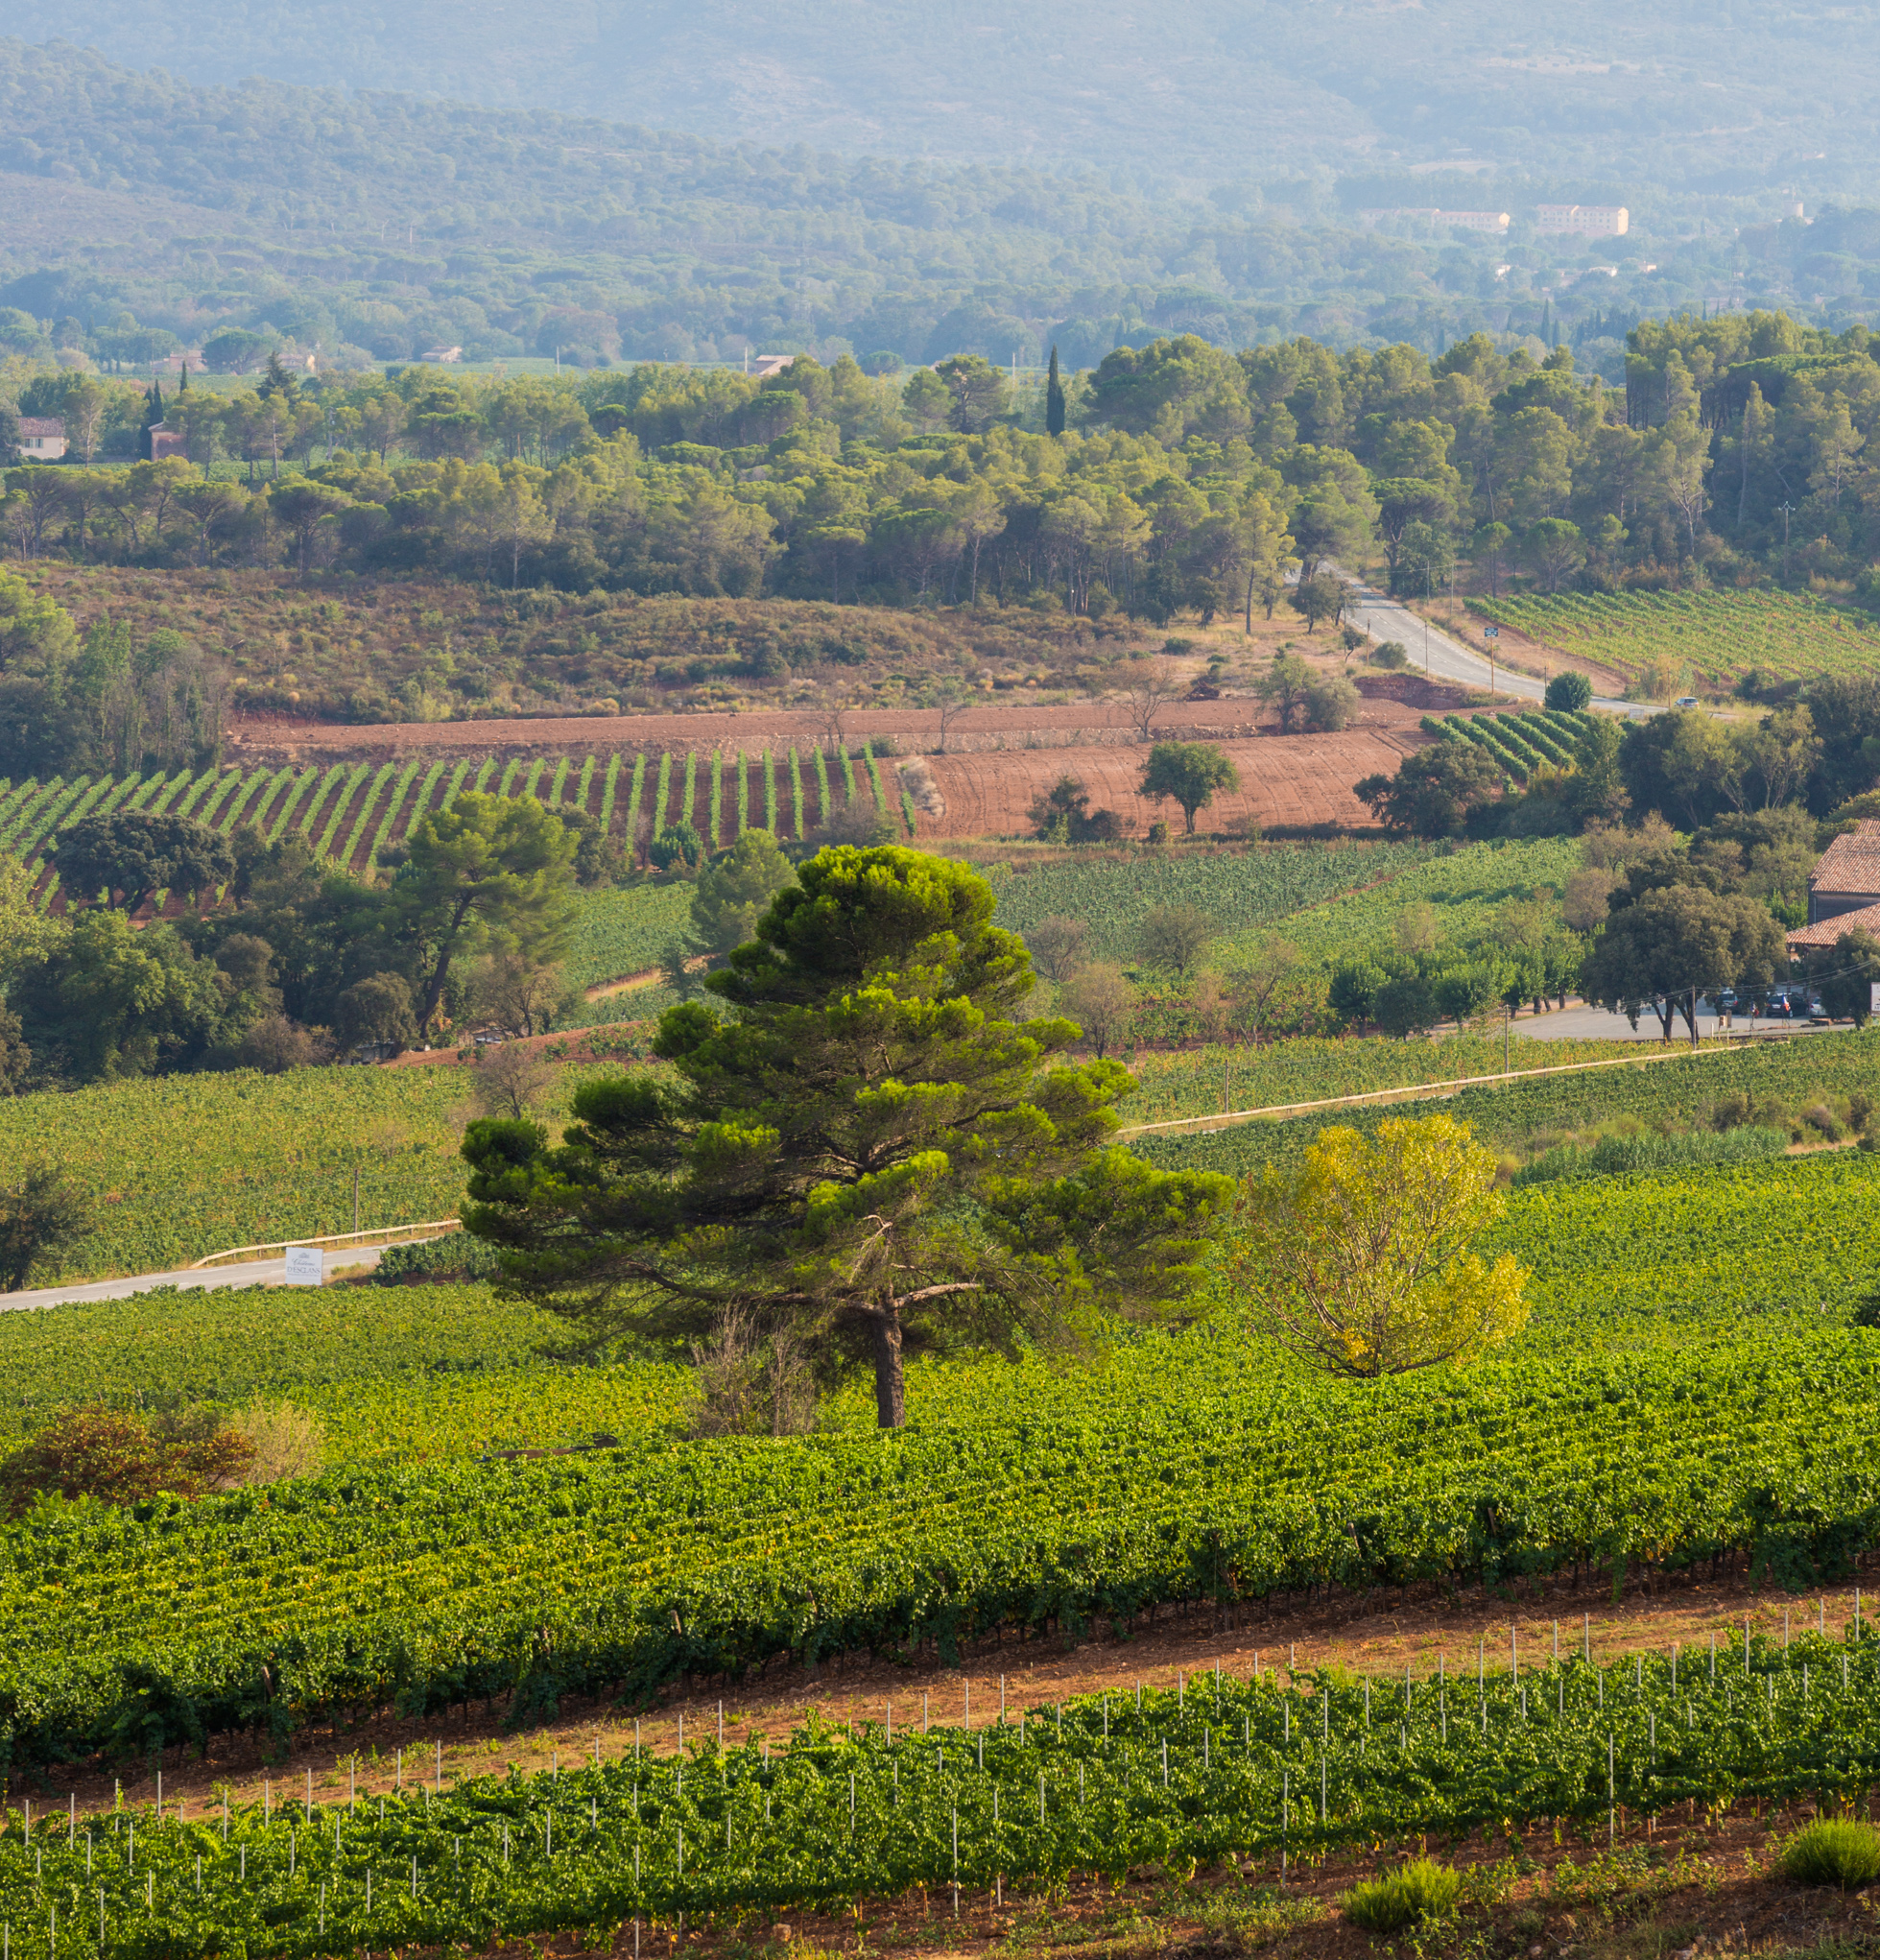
<box><xmin>1</xmin><ymin>7</ymin><xmax>1880</xmax><ymax>367</ymax></box>
<box><xmin>1</xmin><ymin>0</ymin><xmax>1875</xmax><ymax>197</ymax></box>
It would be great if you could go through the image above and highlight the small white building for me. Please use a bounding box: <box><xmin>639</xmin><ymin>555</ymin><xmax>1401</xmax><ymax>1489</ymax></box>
<box><xmin>420</xmin><ymin>346</ymin><xmax>464</xmax><ymax>363</ymax></box>
<box><xmin>17</xmin><ymin>417</ymin><xmax>66</xmax><ymax>461</ymax></box>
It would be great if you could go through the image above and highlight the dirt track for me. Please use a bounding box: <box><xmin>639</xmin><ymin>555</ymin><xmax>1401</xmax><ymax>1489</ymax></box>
<box><xmin>226</xmin><ymin>682</ymin><xmax>1452</xmax><ymax>768</ymax></box>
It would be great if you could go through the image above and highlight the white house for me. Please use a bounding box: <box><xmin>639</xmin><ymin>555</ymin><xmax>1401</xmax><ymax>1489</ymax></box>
<box><xmin>18</xmin><ymin>417</ymin><xmax>66</xmax><ymax>461</ymax></box>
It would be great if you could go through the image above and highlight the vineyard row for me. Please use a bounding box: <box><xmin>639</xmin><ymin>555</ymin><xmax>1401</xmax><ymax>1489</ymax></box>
<box><xmin>1</xmin><ymin>1631</ymin><xmax>1874</xmax><ymax>1957</ymax></box>
<box><xmin>0</xmin><ymin>745</ymin><xmax>914</xmax><ymax>911</ymax></box>
<box><xmin>4</xmin><ymin>1301</ymin><xmax>1875</xmax><ymax>1779</ymax></box>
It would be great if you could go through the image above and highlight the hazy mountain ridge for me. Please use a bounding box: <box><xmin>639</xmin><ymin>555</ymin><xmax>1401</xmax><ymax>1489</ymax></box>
<box><xmin>0</xmin><ymin>34</ymin><xmax>1874</xmax><ymax>370</ymax></box>
<box><xmin>1</xmin><ymin>0</ymin><xmax>1875</xmax><ymax>197</ymax></box>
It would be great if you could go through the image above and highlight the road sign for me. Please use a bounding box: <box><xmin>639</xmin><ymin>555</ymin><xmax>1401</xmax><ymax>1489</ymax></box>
<box><xmin>1871</xmin><ymin>981</ymin><xmax>1880</xmax><ymax>1016</ymax></box>
<box><xmin>283</xmin><ymin>1245</ymin><xmax>324</xmax><ymax>1286</ymax></box>
<box><xmin>1482</xmin><ymin>625</ymin><xmax>1500</xmax><ymax>638</ymax></box>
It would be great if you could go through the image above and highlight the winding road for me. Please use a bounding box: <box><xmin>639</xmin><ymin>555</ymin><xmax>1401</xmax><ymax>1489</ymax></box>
<box><xmin>1338</xmin><ymin>578</ymin><xmax>1647</xmax><ymax>717</ymax></box>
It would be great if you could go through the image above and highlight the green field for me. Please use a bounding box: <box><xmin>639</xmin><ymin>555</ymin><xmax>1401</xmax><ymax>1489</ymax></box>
<box><xmin>5</xmin><ymin>1625</ymin><xmax>1876</xmax><ymax>1954</ymax></box>
<box><xmin>566</xmin><ymin>881</ymin><xmax>694</xmax><ymax>987</ymax></box>
<box><xmin>1419</xmin><ymin>708</ymin><xmax>1591</xmax><ymax>784</ymax></box>
<box><xmin>1114</xmin><ymin>1032</ymin><xmax>1659</xmax><ymax>1130</ymax></box>
<box><xmin>1471</xmin><ymin>587</ymin><xmax>1880</xmax><ymax>686</ymax></box>
<box><xmin>4</xmin><ymin>1135</ymin><xmax>1879</xmax><ymax>1784</ymax></box>
<box><xmin>0</xmin><ymin>1280</ymin><xmax>692</xmax><ymax>1459</ymax></box>
<box><xmin>983</xmin><ymin>840</ymin><xmax>1439</xmax><ymax>964</ymax></box>
<box><xmin>0</xmin><ymin>1016</ymin><xmax>1679</xmax><ymax>1281</ymax></box>
<box><xmin>1237</xmin><ymin>835</ymin><xmax>1579</xmax><ymax>968</ymax></box>
<box><xmin>0</xmin><ymin>1065</ymin><xmax>534</xmax><ymax>1279</ymax></box>
<box><xmin>1132</xmin><ymin>1026</ymin><xmax>1880</xmax><ymax>1181</ymax></box>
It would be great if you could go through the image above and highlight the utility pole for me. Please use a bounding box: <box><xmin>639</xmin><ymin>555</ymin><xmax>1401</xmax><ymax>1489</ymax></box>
<box><xmin>1778</xmin><ymin>500</ymin><xmax>1797</xmax><ymax>581</ymax></box>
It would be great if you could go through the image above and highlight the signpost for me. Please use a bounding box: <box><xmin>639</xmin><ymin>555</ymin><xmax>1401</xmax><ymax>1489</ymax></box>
<box><xmin>283</xmin><ymin>1245</ymin><xmax>324</xmax><ymax>1286</ymax></box>
<box><xmin>1482</xmin><ymin>624</ymin><xmax>1499</xmax><ymax>692</ymax></box>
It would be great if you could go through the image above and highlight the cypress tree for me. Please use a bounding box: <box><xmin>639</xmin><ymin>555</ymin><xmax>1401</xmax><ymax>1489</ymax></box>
<box><xmin>1045</xmin><ymin>345</ymin><xmax>1066</xmax><ymax>436</ymax></box>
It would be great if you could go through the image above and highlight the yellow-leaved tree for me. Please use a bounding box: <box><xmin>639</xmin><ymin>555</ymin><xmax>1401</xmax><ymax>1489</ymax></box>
<box><xmin>1230</xmin><ymin>1113</ymin><xmax>1527</xmax><ymax>1376</ymax></box>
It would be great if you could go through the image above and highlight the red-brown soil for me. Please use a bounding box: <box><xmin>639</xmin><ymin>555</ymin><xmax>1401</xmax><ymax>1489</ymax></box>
<box><xmin>214</xmin><ymin>685</ymin><xmax>1438</xmax><ymax>847</ymax></box>
<box><xmin>37</xmin><ymin>1559</ymin><xmax>1874</xmax><ymax>1821</ymax></box>
<box><xmin>919</xmin><ymin>730</ymin><xmax>1419</xmax><ymax>837</ymax></box>
<box><xmin>225</xmin><ymin>676</ymin><xmax>1464</xmax><ymax>767</ymax></box>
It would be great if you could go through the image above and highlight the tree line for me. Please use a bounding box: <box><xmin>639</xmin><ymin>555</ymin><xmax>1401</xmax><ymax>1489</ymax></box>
<box><xmin>11</xmin><ymin>312</ymin><xmax>1880</xmax><ymax>621</ymax></box>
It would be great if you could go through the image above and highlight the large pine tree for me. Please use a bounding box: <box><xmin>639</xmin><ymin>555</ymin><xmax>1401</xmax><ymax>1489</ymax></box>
<box><xmin>461</xmin><ymin>847</ymin><xmax>1231</xmax><ymax>1426</ymax></box>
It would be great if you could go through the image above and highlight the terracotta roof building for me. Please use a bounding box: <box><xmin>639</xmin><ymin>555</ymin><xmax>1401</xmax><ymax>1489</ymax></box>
<box><xmin>1786</xmin><ymin>819</ymin><xmax>1880</xmax><ymax>948</ymax></box>
<box><xmin>1807</xmin><ymin>819</ymin><xmax>1880</xmax><ymax>921</ymax></box>
<box><xmin>18</xmin><ymin>417</ymin><xmax>65</xmax><ymax>460</ymax></box>
<box><xmin>1789</xmin><ymin>898</ymin><xmax>1880</xmax><ymax>949</ymax></box>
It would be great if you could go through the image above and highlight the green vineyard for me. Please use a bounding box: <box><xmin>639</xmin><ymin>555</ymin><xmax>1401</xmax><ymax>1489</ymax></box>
<box><xmin>2</xmin><ymin>1627</ymin><xmax>1875</xmax><ymax>1957</ymax></box>
<box><xmin>0</xmin><ymin>1066</ymin><xmax>516</xmax><ymax>1279</ymax></box>
<box><xmin>1134</xmin><ymin>1028</ymin><xmax>1880</xmax><ymax>1183</ymax></box>
<box><xmin>1470</xmin><ymin>588</ymin><xmax>1880</xmax><ymax>687</ymax></box>
<box><xmin>1419</xmin><ymin>709</ymin><xmax>1592</xmax><ymax>786</ymax></box>
<box><xmin>0</xmin><ymin>741</ymin><xmax>908</xmax><ymax>913</ymax></box>
<box><xmin>3</xmin><ymin>1143</ymin><xmax>1877</xmax><ymax>1781</ymax></box>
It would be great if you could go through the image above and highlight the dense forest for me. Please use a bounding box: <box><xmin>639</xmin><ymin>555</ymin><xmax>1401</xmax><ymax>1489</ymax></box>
<box><xmin>0</xmin><ymin>42</ymin><xmax>1875</xmax><ymax>378</ymax></box>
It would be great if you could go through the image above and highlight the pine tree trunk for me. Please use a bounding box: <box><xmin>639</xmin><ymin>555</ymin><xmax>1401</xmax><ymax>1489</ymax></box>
<box><xmin>871</xmin><ymin>1312</ymin><xmax>906</xmax><ymax>1428</ymax></box>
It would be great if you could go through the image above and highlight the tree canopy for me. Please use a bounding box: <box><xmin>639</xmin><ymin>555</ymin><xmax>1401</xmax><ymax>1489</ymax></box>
<box><xmin>1229</xmin><ymin>1113</ymin><xmax>1529</xmax><ymax>1377</ymax></box>
<box><xmin>1137</xmin><ymin>741</ymin><xmax>1240</xmax><ymax>835</ymax></box>
<box><xmin>460</xmin><ymin>846</ymin><xmax>1232</xmax><ymax>1426</ymax></box>
<box><xmin>54</xmin><ymin>812</ymin><xmax>234</xmax><ymax>913</ymax></box>
<box><xmin>1355</xmin><ymin>742</ymin><xmax>1503</xmax><ymax>838</ymax></box>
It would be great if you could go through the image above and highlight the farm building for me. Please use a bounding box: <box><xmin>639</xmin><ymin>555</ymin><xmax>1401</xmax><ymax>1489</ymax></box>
<box><xmin>1787</xmin><ymin>817</ymin><xmax>1880</xmax><ymax>947</ymax></box>
<box><xmin>17</xmin><ymin>417</ymin><xmax>65</xmax><ymax>460</ymax></box>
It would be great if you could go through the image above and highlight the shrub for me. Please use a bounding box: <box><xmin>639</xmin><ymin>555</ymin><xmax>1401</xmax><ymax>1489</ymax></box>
<box><xmin>0</xmin><ymin>1406</ymin><xmax>255</xmax><ymax>1516</ymax></box>
<box><xmin>228</xmin><ymin>1400</ymin><xmax>326</xmax><ymax>1483</ymax></box>
<box><xmin>1344</xmin><ymin>1859</ymin><xmax>1463</xmax><ymax>1934</ymax></box>
<box><xmin>1780</xmin><ymin>1820</ymin><xmax>1880</xmax><ymax>1889</ymax></box>
<box><xmin>374</xmin><ymin>1231</ymin><xmax>503</xmax><ymax>1284</ymax></box>
<box><xmin>1371</xmin><ymin>640</ymin><xmax>1409</xmax><ymax>670</ymax></box>
<box><xmin>1545</xmin><ymin>670</ymin><xmax>1594</xmax><ymax>711</ymax></box>
<box><xmin>1512</xmin><ymin>1125</ymin><xmax>1789</xmax><ymax>1186</ymax></box>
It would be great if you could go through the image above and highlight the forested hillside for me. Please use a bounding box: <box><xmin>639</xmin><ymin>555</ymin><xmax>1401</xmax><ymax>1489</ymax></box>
<box><xmin>0</xmin><ymin>41</ymin><xmax>1874</xmax><ymax>375</ymax></box>
<box><xmin>1</xmin><ymin>0</ymin><xmax>1875</xmax><ymax>199</ymax></box>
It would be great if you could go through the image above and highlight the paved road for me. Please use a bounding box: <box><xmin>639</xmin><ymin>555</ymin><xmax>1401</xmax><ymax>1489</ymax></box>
<box><xmin>1502</xmin><ymin>1002</ymin><xmax>1841</xmax><ymax>1043</ymax></box>
<box><xmin>2</xmin><ymin>1244</ymin><xmax>395</xmax><ymax>1313</ymax></box>
<box><xmin>1339</xmin><ymin>579</ymin><xmax>1648</xmax><ymax>716</ymax></box>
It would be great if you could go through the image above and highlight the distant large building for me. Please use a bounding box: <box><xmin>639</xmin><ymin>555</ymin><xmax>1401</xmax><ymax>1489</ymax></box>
<box><xmin>1535</xmin><ymin>204</ymin><xmax>1630</xmax><ymax>237</ymax></box>
<box><xmin>1358</xmin><ymin>207</ymin><xmax>1510</xmax><ymax>233</ymax></box>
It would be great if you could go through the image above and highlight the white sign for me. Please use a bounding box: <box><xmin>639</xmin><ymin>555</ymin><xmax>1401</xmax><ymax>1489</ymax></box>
<box><xmin>283</xmin><ymin>1244</ymin><xmax>324</xmax><ymax>1286</ymax></box>
<box><xmin>1871</xmin><ymin>981</ymin><xmax>1880</xmax><ymax>1016</ymax></box>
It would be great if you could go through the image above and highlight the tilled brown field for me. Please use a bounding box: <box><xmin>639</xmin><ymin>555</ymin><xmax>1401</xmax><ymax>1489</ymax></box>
<box><xmin>920</xmin><ymin>730</ymin><xmax>1419</xmax><ymax>836</ymax></box>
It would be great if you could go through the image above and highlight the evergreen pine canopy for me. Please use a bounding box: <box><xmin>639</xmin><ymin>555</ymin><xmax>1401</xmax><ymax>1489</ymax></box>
<box><xmin>461</xmin><ymin>846</ymin><xmax>1232</xmax><ymax>1425</ymax></box>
